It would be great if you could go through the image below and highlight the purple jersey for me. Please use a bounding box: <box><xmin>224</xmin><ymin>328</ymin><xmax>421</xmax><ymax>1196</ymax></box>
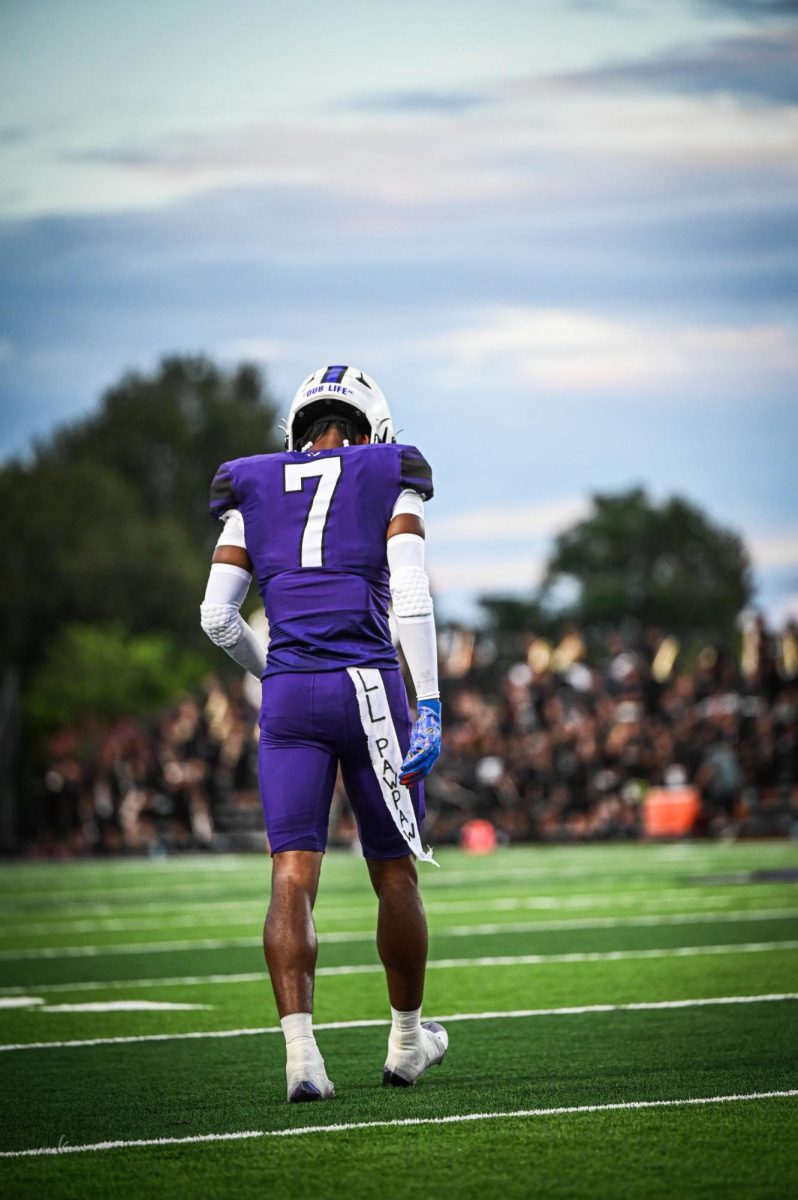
<box><xmin>209</xmin><ymin>443</ymin><xmax>433</xmax><ymax>676</ymax></box>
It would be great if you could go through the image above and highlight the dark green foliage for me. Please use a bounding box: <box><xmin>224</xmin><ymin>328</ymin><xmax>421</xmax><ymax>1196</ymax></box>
<box><xmin>0</xmin><ymin>356</ymin><xmax>280</xmax><ymax>675</ymax></box>
<box><xmin>42</xmin><ymin>357</ymin><xmax>278</xmax><ymax>547</ymax></box>
<box><xmin>541</xmin><ymin>488</ymin><xmax>752</xmax><ymax>641</ymax></box>
<box><xmin>24</xmin><ymin>623</ymin><xmax>208</xmax><ymax>733</ymax></box>
<box><xmin>477</xmin><ymin>595</ymin><xmax>549</xmax><ymax>636</ymax></box>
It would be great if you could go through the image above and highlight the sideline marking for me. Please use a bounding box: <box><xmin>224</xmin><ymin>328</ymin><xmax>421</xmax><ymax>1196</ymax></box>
<box><xmin>2</xmin><ymin>1090</ymin><xmax>796</xmax><ymax>1158</ymax></box>
<box><xmin>3</xmin><ymin>908</ymin><xmax>797</xmax><ymax>959</ymax></box>
<box><xmin>2</xmin><ymin>940</ymin><xmax>797</xmax><ymax>997</ymax></box>
<box><xmin>1</xmin><ymin>993</ymin><xmax>795</xmax><ymax>1053</ymax></box>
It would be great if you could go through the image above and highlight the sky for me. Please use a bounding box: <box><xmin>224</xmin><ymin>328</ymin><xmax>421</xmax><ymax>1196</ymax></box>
<box><xmin>1</xmin><ymin>0</ymin><xmax>797</xmax><ymax>624</ymax></box>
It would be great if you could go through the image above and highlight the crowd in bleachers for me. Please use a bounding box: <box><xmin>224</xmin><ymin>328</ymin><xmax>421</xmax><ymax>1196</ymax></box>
<box><xmin>26</xmin><ymin>617</ymin><xmax>798</xmax><ymax>855</ymax></box>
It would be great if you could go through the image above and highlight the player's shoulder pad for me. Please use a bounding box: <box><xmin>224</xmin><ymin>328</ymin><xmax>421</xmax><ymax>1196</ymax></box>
<box><xmin>397</xmin><ymin>443</ymin><xmax>433</xmax><ymax>501</ymax></box>
<box><xmin>209</xmin><ymin>452</ymin><xmax>287</xmax><ymax>518</ymax></box>
<box><xmin>209</xmin><ymin>461</ymin><xmax>236</xmax><ymax>519</ymax></box>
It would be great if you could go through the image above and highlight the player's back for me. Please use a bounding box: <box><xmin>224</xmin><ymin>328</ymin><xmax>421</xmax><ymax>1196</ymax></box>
<box><xmin>210</xmin><ymin>442</ymin><xmax>432</xmax><ymax>674</ymax></box>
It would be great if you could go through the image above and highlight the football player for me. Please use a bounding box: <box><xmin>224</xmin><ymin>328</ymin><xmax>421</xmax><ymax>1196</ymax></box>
<box><xmin>201</xmin><ymin>366</ymin><xmax>446</xmax><ymax>1102</ymax></box>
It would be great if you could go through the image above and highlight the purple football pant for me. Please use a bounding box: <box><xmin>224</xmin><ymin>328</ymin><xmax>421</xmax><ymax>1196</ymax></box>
<box><xmin>258</xmin><ymin>668</ymin><xmax>425</xmax><ymax>858</ymax></box>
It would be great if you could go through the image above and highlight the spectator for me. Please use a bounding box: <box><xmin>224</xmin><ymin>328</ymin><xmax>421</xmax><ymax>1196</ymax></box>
<box><xmin>27</xmin><ymin>617</ymin><xmax>798</xmax><ymax>855</ymax></box>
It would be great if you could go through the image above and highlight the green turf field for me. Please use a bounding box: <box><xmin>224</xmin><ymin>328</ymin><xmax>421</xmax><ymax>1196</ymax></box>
<box><xmin>1</xmin><ymin>842</ymin><xmax>796</xmax><ymax>1199</ymax></box>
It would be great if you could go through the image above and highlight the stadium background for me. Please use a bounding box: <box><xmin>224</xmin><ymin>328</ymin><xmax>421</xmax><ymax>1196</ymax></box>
<box><xmin>0</xmin><ymin>3</ymin><xmax>796</xmax><ymax>1196</ymax></box>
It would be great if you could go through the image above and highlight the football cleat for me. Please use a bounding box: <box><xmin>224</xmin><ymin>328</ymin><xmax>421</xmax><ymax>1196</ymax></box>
<box><xmin>286</xmin><ymin>1060</ymin><xmax>335</xmax><ymax>1103</ymax></box>
<box><xmin>382</xmin><ymin>1020</ymin><xmax>448</xmax><ymax>1087</ymax></box>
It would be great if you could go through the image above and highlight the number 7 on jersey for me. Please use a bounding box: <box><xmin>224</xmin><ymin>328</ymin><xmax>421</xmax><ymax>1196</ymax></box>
<box><xmin>284</xmin><ymin>457</ymin><xmax>342</xmax><ymax>568</ymax></box>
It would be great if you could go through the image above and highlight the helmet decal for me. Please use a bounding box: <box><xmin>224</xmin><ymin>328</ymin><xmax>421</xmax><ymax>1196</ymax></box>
<box><xmin>321</xmin><ymin>365</ymin><xmax>349</xmax><ymax>384</ymax></box>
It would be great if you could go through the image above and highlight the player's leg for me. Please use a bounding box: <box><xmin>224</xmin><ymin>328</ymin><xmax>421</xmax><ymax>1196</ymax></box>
<box><xmin>366</xmin><ymin>854</ymin><xmax>427</xmax><ymax>1011</ymax></box>
<box><xmin>264</xmin><ymin>849</ymin><xmax>323</xmax><ymax>1017</ymax></box>
<box><xmin>259</xmin><ymin>674</ymin><xmax>337</xmax><ymax>1102</ymax></box>
<box><xmin>366</xmin><ymin>854</ymin><xmax>447</xmax><ymax>1086</ymax></box>
<box><xmin>342</xmin><ymin>667</ymin><xmax>448</xmax><ymax>1086</ymax></box>
<box><xmin>264</xmin><ymin>849</ymin><xmax>335</xmax><ymax>1102</ymax></box>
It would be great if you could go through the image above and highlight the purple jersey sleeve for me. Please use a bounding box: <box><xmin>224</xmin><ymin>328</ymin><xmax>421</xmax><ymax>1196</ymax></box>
<box><xmin>399</xmin><ymin>446</ymin><xmax>433</xmax><ymax>501</ymax></box>
<box><xmin>209</xmin><ymin>463</ymin><xmax>237</xmax><ymax>519</ymax></box>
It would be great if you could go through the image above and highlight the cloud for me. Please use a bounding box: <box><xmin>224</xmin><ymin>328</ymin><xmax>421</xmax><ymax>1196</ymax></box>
<box><xmin>699</xmin><ymin>0</ymin><xmax>798</xmax><ymax>16</ymax></box>
<box><xmin>426</xmin><ymin>307</ymin><xmax>798</xmax><ymax>396</ymax></box>
<box><xmin>220</xmin><ymin>337</ymin><xmax>290</xmax><ymax>364</ymax></box>
<box><xmin>347</xmin><ymin>89</ymin><xmax>490</xmax><ymax>114</ymax></box>
<box><xmin>429</xmin><ymin>497</ymin><xmax>590</xmax><ymax>543</ymax></box>
<box><xmin>0</xmin><ymin>126</ymin><xmax>34</xmax><ymax>146</ymax></box>
<box><xmin>19</xmin><ymin>31</ymin><xmax>797</xmax><ymax>228</ymax></box>
<box><xmin>541</xmin><ymin>29</ymin><xmax>798</xmax><ymax>106</ymax></box>
<box><xmin>430</xmin><ymin>554</ymin><xmax>545</xmax><ymax>595</ymax></box>
<box><xmin>748</xmin><ymin>531</ymin><xmax>798</xmax><ymax>569</ymax></box>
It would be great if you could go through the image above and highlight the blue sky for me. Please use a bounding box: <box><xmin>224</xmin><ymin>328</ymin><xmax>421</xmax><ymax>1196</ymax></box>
<box><xmin>1</xmin><ymin>0</ymin><xmax>797</xmax><ymax>622</ymax></box>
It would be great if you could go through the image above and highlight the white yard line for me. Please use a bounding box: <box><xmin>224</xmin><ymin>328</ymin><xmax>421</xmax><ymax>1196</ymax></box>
<box><xmin>315</xmin><ymin>941</ymin><xmax>798</xmax><ymax>978</ymax></box>
<box><xmin>1</xmin><ymin>993</ymin><xmax>794</xmax><ymax>1054</ymax></box>
<box><xmin>3</xmin><ymin>885</ymin><xmax>789</xmax><ymax>929</ymax></box>
<box><xmin>0</xmin><ymin>864</ymin><xmax>707</xmax><ymax>902</ymax></box>
<box><xmin>2</xmin><ymin>907</ymin><xmax>796</xmax><ymax>959</ymax></box>
<box><xmin>1</xmin><ymin>939</ymin><xmax>796</xmax><ymax>997</ymax></box>
<box><xmin>4</xmin><ymin>883</ymin><xmax>792</xmax><ymax>926</ymax></box>
<box><xmin>0</xmin><ymin>898</ymin><xmax>780</xmax><ymax>937</ymax></box>
<box><xmin>2</xmin><ymin>1090</ymin><xmax>795</xmax><ymax>1158</ymax></box>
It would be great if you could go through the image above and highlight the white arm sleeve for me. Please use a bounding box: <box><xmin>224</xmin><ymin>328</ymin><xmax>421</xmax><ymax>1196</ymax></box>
<box><xmin>215</xmin><ymin>509</ymin><xmax>247</xmax><ymax>550</ymax></box>
<box><xmin>200</xmin><ymin>563</ymin><xmax>267</xmax><ymax>678</ymax></box>
<box><xmin>387</xmin><ymin>532</ymin><xmax>439</xmax><ymax>701</ymax></box>
<box><xmin>391</xmin><ymin>489</ymin><xmax>425</xmax><ymax>522</ymax></box>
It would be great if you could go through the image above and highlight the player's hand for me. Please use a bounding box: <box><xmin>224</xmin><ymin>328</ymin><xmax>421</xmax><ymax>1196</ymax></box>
<box><xmin>400</xmin><ymin>699</ymin><xmax>442</xmax><ymax>787</ymax></box>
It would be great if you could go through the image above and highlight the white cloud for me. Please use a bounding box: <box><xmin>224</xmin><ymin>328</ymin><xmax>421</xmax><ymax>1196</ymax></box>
<box><xmin>428</xmin><ymin>306</ymin><xmax>798</xmax><ymax>395</ymax></box>
<box><xmin>428</xmin><ymin>496</ymin><xmax>589</xmax><ymax>542</ymax></box>
<box><xmin>748</xmin><ymin>531</ymin><xmax>798</xmax><ymax>570</ymax></box>
<box><xmin>430</xmin><ymin>554</ymin><xmax>545</xmax><ymax>594</ymax></box>
<box><xmin>5</xmin><ymin>39</ymin><xmax>798</xmax><ymax>221</ymax></box>
<box><xmin>220</xmin><ymin>337</ymin><xmax>289</xmax><ymax>363</ymax></box>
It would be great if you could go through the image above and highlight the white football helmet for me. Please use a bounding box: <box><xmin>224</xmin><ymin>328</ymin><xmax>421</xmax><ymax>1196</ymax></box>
<box><xmin>284</xmin><ymin>365</ymin><xmax>396</xmax><ymax>451</ymax></box>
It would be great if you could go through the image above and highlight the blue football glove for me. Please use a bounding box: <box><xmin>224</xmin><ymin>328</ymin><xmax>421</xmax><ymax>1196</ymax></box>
<box><xmin>400</xmin><ymin>699</ymin><xmax>442</xmax><ymax>787</ymax></box>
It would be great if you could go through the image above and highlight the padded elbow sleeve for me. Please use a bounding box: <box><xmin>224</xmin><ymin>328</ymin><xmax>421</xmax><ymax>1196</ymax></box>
<box><xmin>388</xmin><ymin>534</ymin><xmax>433</xmax><ymax>619</ymax></box>
<box><xmin>200</xmin><ymin>603</ymin><xmax>245</xmax><ymax>649</ymax></box>
<box><xmin>391</xmin><ymin>566</ymin><xmax>433</xmax><ymax>619</ymax></box>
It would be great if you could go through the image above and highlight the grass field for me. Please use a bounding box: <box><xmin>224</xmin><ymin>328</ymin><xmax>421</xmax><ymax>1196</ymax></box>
<box><xmin>1</xmin><ymin>841</ymin><xmax>796</xmax><ymax>1199</ymax></box>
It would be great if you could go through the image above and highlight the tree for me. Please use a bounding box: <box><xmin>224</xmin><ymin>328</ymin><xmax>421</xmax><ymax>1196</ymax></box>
<box><xmin>41</xmin><ymin>356</ymin><xmax>280</xmax><ymax>549</ymax></box>
<box><xmin>540</xmin><ymin>488</ymin><xmax>752</xmax><ymax>641</ymax></box>
<box><xmin>24</xmin><ymin>623</ymin><xmax>207</xmax><ymax>734</ymax></box>
<box><xmin>477</xmin><ymin>596</ymin><xmax>549</xmax><ymax>636</ymax></box>
<box><xmin>0</xmin><ymin>356</ymin><xmax>281</xmax><ymax>674</ymax></box>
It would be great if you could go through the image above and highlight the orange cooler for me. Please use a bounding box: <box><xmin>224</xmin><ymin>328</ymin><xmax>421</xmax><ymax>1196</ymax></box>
<box><xmin>642</xmin><ymin>787</ymin><xmax>700</xmax><ymax>838</ymax></box>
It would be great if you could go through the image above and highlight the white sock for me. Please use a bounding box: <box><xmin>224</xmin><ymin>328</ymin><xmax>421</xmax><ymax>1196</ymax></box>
<box><xmin>281</xmin><ymin>1012</ymin><xmax>320</xmax><ymax>1069</ymax></box>
<box><xmin>390</xmin><ymin>1006</ymin><xmax>422</xmax><ymax>1050</ymax></box>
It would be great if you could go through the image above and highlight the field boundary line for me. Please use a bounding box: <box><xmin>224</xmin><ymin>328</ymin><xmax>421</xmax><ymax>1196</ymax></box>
<box><xmin>2</xmin><ymin>1090</ymin><xmax>795</xmax><ymax>1158</ymax></box>
<box><xmin>1</xmin><ymin>993</ymin><xmax>795</xmax><ymax>1053</ymax></box>
<box><xmin>3</xmin><ymin>885</ymin><xmax>790</xmax><ymax>926</ymax></box>
<box><xmin>4</xmin><ymin>903</ymin><xmax>796</xmax><ymax>940</ymax></box>
<box><xmin>3</xmin><ymin>907</ymin><xmax>798</xmax><ymax>958</ymax></box>
<box><xmin>3</xmin><ymin>939</ymin><xmax>797</xmax><ymax>996</ymax></box>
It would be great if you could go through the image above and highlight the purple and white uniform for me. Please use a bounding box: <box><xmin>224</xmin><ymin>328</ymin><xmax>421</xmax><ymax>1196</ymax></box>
<box><xmin>209</xmin><ymin>443</ymin><xmax>433</xmax><ymax>858</ymax></box>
